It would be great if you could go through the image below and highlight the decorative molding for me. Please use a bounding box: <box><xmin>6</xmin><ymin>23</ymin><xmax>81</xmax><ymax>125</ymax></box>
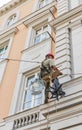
<box><xmin>4</xmin><ymin>76</ymin><xmax>82</xmax><ymax>120</ymax></box>
<box><xmin>0</xmin><ymin>0</ymin><xmax>27</xmax><ymax>16</ymax></box>
<box><xmin>50</xmin><ymin>4</ymin><xmax>82</xmax><ymax>28</ymax></box>
<box><xmin>68</xmin><ymin>19</ymin><xmax>82</xmax><ymax>29</ymax></box>
<box><xmin>0</xmin><ymin>27</ymin><xmax>19</xmax><ymax>40</ymax></box>
<box><xmin>0</xmin><ymin>1</ymin><xmax>57</xmax><ymax>37</ymax></box>
<box><xmin>42</xmin><ymin>91</ymin><xmax>82</xmax><ymax>118</ymax></box>
<box><xmin>13</xmin><ymin>112</ymin><xmax>39</xmax><ymax>129</ymax></box>
<box><xmin>23</xmin><ymin>1</ymin><xmax>57</xmax><ymax>26</ymax></box>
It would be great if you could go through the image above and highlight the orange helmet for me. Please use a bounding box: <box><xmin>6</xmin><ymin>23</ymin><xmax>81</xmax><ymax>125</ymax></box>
<box><xmin>46</xmin><ymin>53</ymin><xmax>54</xmax><ymax>59</ymax></box>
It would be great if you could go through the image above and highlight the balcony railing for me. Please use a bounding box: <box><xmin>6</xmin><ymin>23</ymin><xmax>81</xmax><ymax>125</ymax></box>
<box><xmin>13</xmin><ymin>112</ymin><xmax>39</xmax><ymax>129</ymax></box>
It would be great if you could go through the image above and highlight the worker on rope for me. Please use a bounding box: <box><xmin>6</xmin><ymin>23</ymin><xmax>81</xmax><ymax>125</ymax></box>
<box><xmin>40</xmin><ymin>53</ymin><xmax>65</xmax><ymax>103</ymax></box>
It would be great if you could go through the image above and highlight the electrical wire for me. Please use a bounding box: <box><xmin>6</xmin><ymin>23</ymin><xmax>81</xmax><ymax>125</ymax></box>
<box><xmin>1</xmin><ymin>57</ymin><xmax>82</xmax><ymax>76</ymax></box>
<box><xmin>0</xmin><ymin>57</ymin><xmax>41</xmax><ymax>63</ymax></box>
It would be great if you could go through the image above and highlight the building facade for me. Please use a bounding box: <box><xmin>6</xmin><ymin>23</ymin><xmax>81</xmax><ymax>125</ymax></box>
<box><xmin>0</xmin><ymin>0</ymin><xmax>82</xmax><ymax>130</ymax></box>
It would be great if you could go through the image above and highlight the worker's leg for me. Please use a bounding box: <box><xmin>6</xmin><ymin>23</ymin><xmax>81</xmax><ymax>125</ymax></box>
<box><xmin>52</xmin><ymin>78</ymin><xmax>65</xmax><ymax>95</ymax></box>
<box><xmin>45</xmin><ymin>81</ymin><xmax>50</xmax><ymax>103</ymax></box>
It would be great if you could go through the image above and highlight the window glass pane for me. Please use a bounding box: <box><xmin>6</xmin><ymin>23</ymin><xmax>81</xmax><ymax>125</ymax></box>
<box><xmin>24</xmin><ymin>90</ymin><xmax>32</xmax><ymax>102</ymax></box>
<box><xmin>34</xmin><ymin>25</ymin><xmax>49</xmax><ymax>44</ymax></box>
<box><xmin>34</xmin><ymin>93</ymin><xmax>42</xmax><ymax>106</ymax></box>
<box><xmin>23</xmin><ymin>74</ymin><xmax>43</xmax><ymax>110</ymax></box>
<box><xmin>0</xmin><ymin>48</ymin><xmax>4</xmax><ymax>53</ymax></box>
<box><xmin>0</xmin><ymin>45</ymin><xmax>8</xmax><ymax>60</ymax></box>
<box><xmin>7</xmin><ymin>14</ymin><xmax>16</xmax><ymax>26</ymax></box>
<box><xmin>23</xmin><ymin>101</ymin><xmax>31</xmax><ymax>110</ymax></box>
<box><xmin>41</xmin><ymin>32</ymin><xmax>49</xmax><ymax>41</ymax></box>
<box><xmin>36</xmin><ymin>29</ymin><xmax>42</xmax><ymax>35</ymax></box>
<box><xmin>35</xmin><ymin>35</ymin><xmax>41</xmax><ymax>44</ymax></box>
<box><xmin>23</xmin><ymin>76</ymin><xmax>34</xmax><ymax>109</ymax></box>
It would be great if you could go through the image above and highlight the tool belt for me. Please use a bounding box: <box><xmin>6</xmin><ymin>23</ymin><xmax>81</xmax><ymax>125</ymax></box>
<box><xmin>40</xmin><ymin>63</ymin><xmax>62</xmax><ymax>82</ymax></box>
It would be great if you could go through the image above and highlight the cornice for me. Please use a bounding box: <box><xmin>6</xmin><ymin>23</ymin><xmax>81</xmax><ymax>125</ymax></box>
<box><xmin>50</xmin><ymin>4</ymin><xmax>82</xmax><ymax>28</ymax></box>
<box><xmin>0</xmin><ymin>27</ymin><xmax>19</xmax><ymax>40</ymax></box>
<box><xmin>0</xmin><ymin>1</ymin><xmax>56</xmax><ymax>40</ymax></box>
<box><xmin>24</xmin><ymin>1</ymin><xmax>57</xmax><ymax>26</ymax></box>
<box><xmin>0</xmin><ymin>0</ymin><xmax>26</xmax><ymax>16</ymax></box>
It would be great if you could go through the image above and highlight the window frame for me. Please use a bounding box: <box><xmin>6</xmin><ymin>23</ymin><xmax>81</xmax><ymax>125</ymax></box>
<box><xmin>21</xmin><ymin>72</ymin><xmax>45</xmax><ymax>111</ymax></box>
<box><xmin>3</xmin><ymin>12</ymin><xmax>19</xmax><ymax>29</ymax></box>
<box><xmin>0</xmin><ymin>36</ymin><xmax>14</xmax><ymax>84</ymax></box>
<box><xmin>7</xmin><ymin>14</ymin><xmax>17</xmax><ymax>27</ymax></box>
<box><xmin>34</xmin><ymin>24</ymin><xmax>49</xmax><ymax>44</ymax></box>
<box><xmin>0</xmin><ymin>39</ymin><xmax>11</xmax><ymax>62</ymax></box>
<box><xmin>0</xmin><ymin>42</ymin><xmax>8</xmax><ymax>61</ymax></box>
<box><xmin>28</xmin><ymin>23</ymin><xmax>50</xmax><ymax>47</ymax></box>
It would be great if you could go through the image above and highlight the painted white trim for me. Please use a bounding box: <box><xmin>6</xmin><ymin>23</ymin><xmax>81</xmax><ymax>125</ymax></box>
<box><xmin>0</xmin><ymin>35</ymin><xmax>14</xmax><ymax>85</ymax></box>
<box><xmin>33</xmin><ymin>0</ymin><xmax>39</xmax><ymax>12</ymax></box>
<box><xmin>1</xmin><ymin>11</ymin><xmax>19</xmax><ymax>31</ymax></box>
<box><xmin>9</xmin><ymin>73</ymin><xmax>23</xmax><ymax>115</ymax></box>
<box><xmin>50</xmin><ymin>4</ymin><xmax>82</xmax><ymax>28</ymax></box>
<box><xmin>24</xmin><ymin>26</ymin><xmax>33</xmax><ymax>49</ymax></box>
<box><xmin>9</xmin><ymin>67</ymin><xmax>45</xmax><ymax>114</ymax></box>
<box><xmin>0</xmin><ymin>27</ymin><xmax>18</xmax><ymax>40</ymax></box>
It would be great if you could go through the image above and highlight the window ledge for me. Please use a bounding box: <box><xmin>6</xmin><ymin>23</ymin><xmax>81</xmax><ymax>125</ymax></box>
<box><xmin>3</xmin><ymin>77</ymin><xmax>82</xmax><ymax>129</ymax></box>
<box><xmin>23</xmin><ymin>1</ymin><xmax>57</xmax><ymax>26</ymax></box>
<box><xmin>50</xmin><ymin>4</ymin><xmax>82</xmax><ymax>28</ymax></box>
<box><xmin>0</xmin><ymin>27</ymin><xmax>19</xmax><ymax>40</ymax></box>
<box><xmin>21</xmin><ymin>37</ymin><xmax>50</xmax><ymax>53</ymax></box>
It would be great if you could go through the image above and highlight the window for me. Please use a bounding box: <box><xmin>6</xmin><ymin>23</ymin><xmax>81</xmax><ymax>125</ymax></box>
<box><xmin>71</xmin><ymin>25</ymin><xmax>82</xmax><ymax>78</ymax></box>
<box><xmin>23</xmin><ymin>74</ymin><xmax>44</xmax><ymax>110</ymax></box>
<box><xmin>7</xmin><ymin>14</ymin><xmax>17</xmax><ymax>26</ymax></box>
<box><xmin>0</xmin><ymin>43</ymin><xmax>8</xmax><ymax>61</ymax></box>
<box><xmin>34</xmin><ymin>25</ymin><xmax>49</xmax><ymax>44</ymax></box>
<box><xmin>0</xmin><ymin>39</ymin><xmax>11</xmax><ymax>84</ymax></box>
<box><xmin>39</xmin><ymin>0</ymin><xmax>52</xmax><ymax>8</ymax></box>
<box><xmin>69</xmin><ymin>0</ymin><xmax>82</xmax><ymax>9</ymax></box>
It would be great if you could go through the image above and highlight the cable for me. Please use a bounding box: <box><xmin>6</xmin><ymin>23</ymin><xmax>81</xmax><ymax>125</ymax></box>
<box><xmin>0</xmin><ymin>58</ymin><xmax>41</xmax><ymax>64</ymax></box>
<box><xmin>1</xmin><ymin>57</ymin><xmax>82</xmax><ymax>76</ymax></box>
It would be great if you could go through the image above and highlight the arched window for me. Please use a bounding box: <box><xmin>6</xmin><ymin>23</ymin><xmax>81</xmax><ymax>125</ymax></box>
<box><xmin>7</xmin><ymin>13</ymin><xmax>17</xmax><ymax>26</ymax></box>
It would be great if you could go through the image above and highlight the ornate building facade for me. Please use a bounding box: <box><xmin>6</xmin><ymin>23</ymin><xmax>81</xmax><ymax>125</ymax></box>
<box><xmin>0</xmin><ymin>0</ymin><xmax>82</xmax><ymax>130</ymax></box>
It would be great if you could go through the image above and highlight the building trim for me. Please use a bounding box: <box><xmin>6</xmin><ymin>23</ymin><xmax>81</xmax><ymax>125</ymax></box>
<box><xmin>4</xmin><ymin>76</ymin><xmax>82</xmax><ymax>121</ymax></box>
<box><xmin>0</xmin><ymin>0</ymin><xmax>27</xmax><ymax>16</ymax></box>
<box><xmin>0</xmin><ymin>27</ymin><xmax>18</xmax><ymax>40</ymax></box>
<box><xmin>0</xmin><ymin>1</ymin><xmax>56</xmax><ymax>36</ymax></box>
<box><xmin>23</xmin><ymin>1</ymin><xmax>57</xmax><ymax>26</ymax></box>
<box><xmin>50</xmin><ymin>4</ymin><xmax>82</xmax><ymax>28</ymax></box>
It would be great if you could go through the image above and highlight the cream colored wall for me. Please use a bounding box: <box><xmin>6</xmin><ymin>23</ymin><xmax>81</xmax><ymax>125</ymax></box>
<box><xmin>0</xmin><ymin>0</ymin><xmax>57</xmax><ymax>121</ymax></box>
<box><xmin>0</xmin><ymin>24</ymin><xmax>28</xmax><ymax>121</ymax></box>
<box><xmin>0</xmin><ymin>0</ymin><xmax>35</xmax><ymax>121</ymax></box>
<box><xmin>19</xmin><ymin>0</ymin><xmax>35</xmax><ymax>19</ymax></box>
<box><xmin>0</xmin><ymin>0</ymin><xmax>35</xmax><ymax>27</ymax></box>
